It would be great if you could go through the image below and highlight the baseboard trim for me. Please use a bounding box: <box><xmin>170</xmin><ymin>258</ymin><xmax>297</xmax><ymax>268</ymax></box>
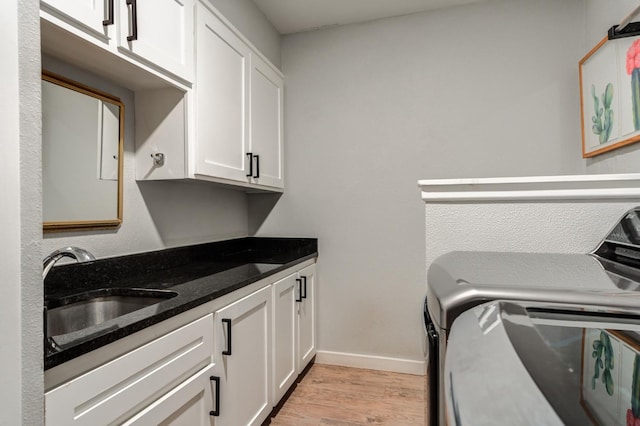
<box><xmin>315</xmin><ymin>350</ymin><xmax>425</xmax><ymax>376</ymax></box>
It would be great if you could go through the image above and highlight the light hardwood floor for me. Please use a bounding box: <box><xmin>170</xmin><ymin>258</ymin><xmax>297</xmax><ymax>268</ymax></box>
<box><xmin>269</xmin><ymin>364</ymin><xmax>425</xmax><ymax>425</ymax></box>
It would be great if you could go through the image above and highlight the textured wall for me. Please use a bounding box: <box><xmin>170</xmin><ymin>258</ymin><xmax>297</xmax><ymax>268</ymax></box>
<box><xmin>251</xmin><ymin>0</ymin><xmax>586</xmax><ymax>366</ymax></box>
<box><xmin>1</xmin><ymin>0</ymin><xmax>45</xmax><ymax>423</ymax></box>
<box><xmin>425</xmin><ymin>201</ymin><xmax>640</xmax><ymax>277</ymax></box>
<box><xmin>1</xmin><ymin>1</ymin><xmax>25</xmax><ymax>423</ymax></box>
<box><xmin>20</xmin><ymin>0</ymin><xmax>43</xmax><ymax>421</ymax></box>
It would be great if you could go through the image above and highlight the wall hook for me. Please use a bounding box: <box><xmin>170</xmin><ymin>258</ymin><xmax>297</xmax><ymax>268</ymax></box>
<box><xmin>151</xmin><ymin>152</ymin><xmax>165</xmax><ymax>166</ymax></box>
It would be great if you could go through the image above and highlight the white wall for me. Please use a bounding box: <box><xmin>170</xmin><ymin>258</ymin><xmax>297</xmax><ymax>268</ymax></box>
<box><xmin>251</xmin><ymin>0</ymin><xmax>586</xmax><ymax>368</ymax></box>
<box><xmin>206</xmin><ymin>0</ymin><xmax>281</xmax><ymax>68</ymax></box>
<box><xmin>425</xmin><ymin>201</ymin><xmax>640</xmax><ymax>276</ymax></box>
<box><xmin>583</xmin><ymin>0</ymin><xmax>640</xmax><ymax>174</ymax></box>
<box><xmin>1</xmin><ymin>0</ymin><xmax>43</xmax><ymax>424</ymax></box>
<box><xmin>1</xmin><ymin>2</ymin><xmax>24</xmax><ymax>424</ymax></box>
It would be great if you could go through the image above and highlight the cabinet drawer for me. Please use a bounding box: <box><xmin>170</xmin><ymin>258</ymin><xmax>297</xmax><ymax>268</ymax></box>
<box><xmin>122</xmin><ymin>363</ymin><xmax>217</xmax><ymax>425</ymax></box>
<box><xmin>45</xmin><ymin>314</ymin><xmax>214</xmax><ymax>425</ymax></box>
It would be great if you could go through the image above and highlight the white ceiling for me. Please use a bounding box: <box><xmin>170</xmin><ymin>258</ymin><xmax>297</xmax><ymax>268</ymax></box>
<box><xmin>252</xmin><ymin>0</ymin><xmax>484</xmax><ymax>34</ymax></box>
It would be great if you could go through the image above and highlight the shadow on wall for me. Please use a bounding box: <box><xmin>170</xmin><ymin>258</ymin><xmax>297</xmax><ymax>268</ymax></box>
<box><xmin>248</xmin><ymin>192</ymin><xmax>283</xmax><ymax>235</ymax></box>
<box><xmin>137</xmin><ymin>180</ymin><xmax>250</xmax><ymax>246</ymax></box>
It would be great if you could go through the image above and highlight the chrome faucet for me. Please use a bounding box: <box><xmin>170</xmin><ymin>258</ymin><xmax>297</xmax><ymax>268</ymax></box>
<box><xmin>43</xmin><ymin>247</ymin><xmax>95</xmax><ymax>353</ymax></box>
<box><xmin>43</xmin><ymin>246</ymin><xmax>95</xmax><ymax>279</ymax></box>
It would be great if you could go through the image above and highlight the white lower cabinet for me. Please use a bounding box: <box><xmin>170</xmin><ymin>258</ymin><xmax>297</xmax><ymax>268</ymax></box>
<box><xmin>45</xmin><ymin>261</ymin><xmax>316</xmax><ymax>425</ymax></box>
<box><xmin>212</xmin><ymin>285</ymin><xmax>273</xmax><ymax>425</ymax></box>
<box><xmin>45</xmin><ymin>314</ymin><xmax>215</xmax><ymax>425</ymax></box>
<box><xmin>272</xmin><ymin>273</ymin><xmax>298</xmax><ymax>402</ymax></box>
<box><xmin>272</xmin><ymin>264</ymin><xmax>317</xmax><ymax>403</ymax></box>
<box><xmin>297</xmin><ymin>264</ymin><xmax>317</xmax><ymax>369</ymax></box>
<box><xmin>122</xmin><ymin>363</ymin><xmax>217</xmax><ymax>425</ymax></box>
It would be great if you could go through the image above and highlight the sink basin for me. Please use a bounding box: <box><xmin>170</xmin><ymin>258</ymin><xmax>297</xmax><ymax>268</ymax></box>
<box><xmin>46</xmin><ymin>289</ymin><xmax>178</xmax><ymax>337</ymax></box>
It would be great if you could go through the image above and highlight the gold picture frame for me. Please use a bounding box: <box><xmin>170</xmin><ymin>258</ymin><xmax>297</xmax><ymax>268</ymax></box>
<box><xmin>580</xmin><ymin>35</ymin><xmax>640</xmax><ymax>157</ymax></box>
<box><xmin>42</xmin><ymin>71</ymin><xmax>124</xmax><ymax>232</ymax></box>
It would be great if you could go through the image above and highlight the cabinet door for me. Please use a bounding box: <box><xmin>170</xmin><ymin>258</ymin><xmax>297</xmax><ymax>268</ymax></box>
<box><xmin>123</xmin><ymin>364</ymin><xmax>217</xmax><ymax>425</ymax></box>
<box><xmin>272</xmin><ymin>273</ymin><xmax>298</xmax><ymax>403</ymax></box>
<box><xmin>249</xmin><ymin>54</ymin><xmax>284</xmax><ymax>189</ymax></box>
<box><xmin>298</xmin><ymin>264</ymin><xmax>316</xmax><ymax>370</ymax></box>
<box><xmin>117</xmin><ymin>0</ymin><xmax>194</xmax><ymax>82</ymax></box>
<box><xmin>41</xmin><ymin>0</ymin><xmax>111</xmax><ymax>42</ymax></box>
<box><xmin>214</xmin><ymin>285</ymin><xmax>272</xmax><ymax>426</ymax></box>
<box><xmin>194</xmin><ymin>3</ymin><xmax>251</xmax><ymax>182</ymax></box>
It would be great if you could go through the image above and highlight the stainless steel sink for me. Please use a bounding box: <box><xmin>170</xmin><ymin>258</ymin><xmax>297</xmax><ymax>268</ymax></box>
<box><xmin>46</xmin><ymin>290</ymin><xmax>178</xmax><ymax>337</ymax></box>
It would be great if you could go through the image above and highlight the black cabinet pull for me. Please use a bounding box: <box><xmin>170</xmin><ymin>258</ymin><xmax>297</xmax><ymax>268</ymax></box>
<box><xmin>222</xmin><ymin>318</ymin><xmax>232</xmax><ymax>355</ymax></box>
<box><xmin>103</xmin><ymin>0</ymin><xmax>114</xmax><ymax>26</ymax></box>
<box><xmin>126</xmin><ymin>0</ymin><xmax>138</xmax><ymax>41</ymax></box>
<box><xmin>301</xmin><ymin>276</ymin><xmax>307</xmax><ymax>299</ymax></box>
<box><xmin>253</xmin><ymin>154</ymin><xmax>260</xmax><ymax>178</ymax></box>
<box><xmin>295</xmin><ymin>278</ymin><xmax>303</xmax><ymax>302</ymax></box>
<box><xmin>246</xmin><ymin>152</ymin><xmax>253</xmax><ymax>177</ymax></box>
<box><xmin>209</xmin><ymin>376</ymin><xmax>220</xmax><ymax>417</ymax></box>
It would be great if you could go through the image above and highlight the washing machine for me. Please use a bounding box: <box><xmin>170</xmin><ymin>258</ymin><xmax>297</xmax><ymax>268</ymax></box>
<box><xmin>425</xmin><ymin>207</ymin><xmax>640</xmax><ymax>425</ymax></box>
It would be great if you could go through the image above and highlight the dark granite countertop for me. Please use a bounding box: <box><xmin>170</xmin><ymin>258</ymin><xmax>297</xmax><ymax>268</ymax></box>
<box><xmin>44</xmin><ymin>237</ymin><xmax>317</xmax><ymax>370</ymax></box>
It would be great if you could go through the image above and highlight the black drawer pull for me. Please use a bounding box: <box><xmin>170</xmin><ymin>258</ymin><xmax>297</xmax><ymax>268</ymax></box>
<box><xmin>246</xmin><ymin>152</ymin><xmax>253</xmax><ymax>177</ymax></box>
<box><xmin>295</xmin><ymin>278</ymin><xmax>303</xmax><ymax>302</ymax></box>
<box><xmin>103</xmin><ymin>0</ymin><xmax>114</xmax><ymax>26</ymax></box>
<box><xmin>209</xmin><ymin>376</ymin><xmax>220</xmax><ymax>416</ymax></box>
<box><xmin>301</xmin><ymin>276</ymin><xmax>307</xmax><ymax>299</ymax></box>
<box><xmin>253</xmin><ymin>154</ymin><xmax>260</xmax><ymax>178</ymax></box>
<box><xmin>126</xmin><ymin>0</ymin><xmax>138</xmax><ymax>41</ymax></box>
<box><xmin>222</xmin><ymin>318</ymin><xmax>232</xmax><ymax>355</ymax></box>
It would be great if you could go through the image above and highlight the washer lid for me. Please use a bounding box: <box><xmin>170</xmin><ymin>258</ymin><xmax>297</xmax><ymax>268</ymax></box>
<box><xmin>428</xmin><ymin>207</ymin><xmax>640</xmax><ymax>332</ymax></box>
<box><xmin>445</xmin><ymin>301</ymin><xmax>640</xmax><ymax>426</ymax></box>
<box><xmin>427</xmin><ymin>251</ymin><xmax>640</xmax><ymax>331</ymax></box>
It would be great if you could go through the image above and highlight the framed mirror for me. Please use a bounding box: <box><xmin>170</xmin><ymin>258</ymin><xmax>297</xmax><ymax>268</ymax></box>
<box><xmin>42</xmin><ymin>71</ymin><xmax>124</xmax><ymax>232</ymax></box>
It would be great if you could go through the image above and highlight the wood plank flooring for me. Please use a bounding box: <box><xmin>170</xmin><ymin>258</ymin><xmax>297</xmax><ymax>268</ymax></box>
<box><xmin>269</xmin><ymin>364</ymin><xmax>425</xmax><ymax>425</ymax></box>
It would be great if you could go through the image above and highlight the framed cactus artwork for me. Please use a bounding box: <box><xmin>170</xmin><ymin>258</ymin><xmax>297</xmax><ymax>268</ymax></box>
<box><xmin>581</xmin><ymin>329</ymin><xmax>640</xmax><ymax>425</ymax></box>
<box><xmin>580</xmin><ymin>35</ymin><xmax>640</xmax><ymax>157</ymax></box>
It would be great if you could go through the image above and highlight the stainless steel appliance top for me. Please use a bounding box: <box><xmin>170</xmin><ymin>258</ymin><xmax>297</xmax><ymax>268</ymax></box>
<box><xmin>427</xmin><ymin>207</ymin><xmax>640</xmax><ymax>332</ymax></box>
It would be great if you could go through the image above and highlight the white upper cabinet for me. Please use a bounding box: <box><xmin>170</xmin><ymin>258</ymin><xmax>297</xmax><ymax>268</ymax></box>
<box><xmin>117</xmin><ymin>0</ymin><xmax>194</xmax><ymax>84</ymax></box>
<box><xmin>250</xmin><ymin>54</ymin><xmax>284</xmax><ymax>189</ymax></box>
<box><xmin>194</xmin><ymin>4</ymin><xmax>251</xmax><ymax>182</ymax></box>
<box><xmin>47</xmin><ymin>0</ymin><xmax>286</xmax><ymax>191</ymax></box>
<box><xmin>40</xmin><ymin>0</ymin><xmax>194</xmax><ymax>85</ymax></box>
<box><xmin>41</xmin><ymin>0</ymin><xmax>112</xmax><ymax>43</ymax></box>
<box><xmin>189</xmin><ymin>1</ymin><xmax>284</xmax><ymax>192</ymax></box>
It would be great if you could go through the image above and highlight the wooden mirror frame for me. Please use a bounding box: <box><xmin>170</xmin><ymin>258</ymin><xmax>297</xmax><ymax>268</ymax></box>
<box><xmin>42</xmin><ymin>71</ymin><xmax>124</xmax><ymax>232</ymax></box>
